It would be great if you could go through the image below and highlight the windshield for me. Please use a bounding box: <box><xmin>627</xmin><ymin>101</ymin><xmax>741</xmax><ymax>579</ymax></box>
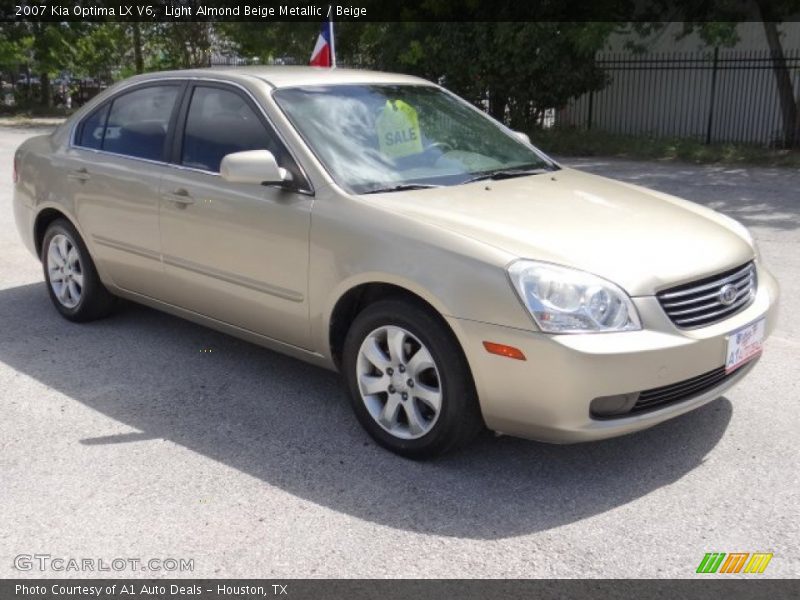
<box><xmin>272</xmin><ymin>84</ymin><xmax>555</xmax><ymax>194</ymax></box>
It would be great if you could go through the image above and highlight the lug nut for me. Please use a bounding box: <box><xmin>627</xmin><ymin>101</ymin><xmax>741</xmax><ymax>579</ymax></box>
<box><xmin>401</xmin><ymin>392</ymin><xmax>408</xmax><ymax>400</ymax></box>
<box><xmin>407</xmin><ymin>379</ymin><xmax>414</xmax><ymax>387</ymax></box>
<box><xmin>398</xmin><ymin>365</ymin><xmax>406</xmax><ymax>373</ymax></box>
<box><xmin>386</xmin><ymin>367</ymin><xmax>394</xmax><ymax>375</ymax></box>
<box><xmin>388</xmin><ymin>385</ymin><xmax>396</xmax><ymax>394</ymax></box>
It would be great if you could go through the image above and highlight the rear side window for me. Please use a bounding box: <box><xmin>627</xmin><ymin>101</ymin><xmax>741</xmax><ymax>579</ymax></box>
<box><xmin>181</xmin><ymin>86</ymin><xmax>280</xmax><ymax>172</ymax></box>
<box><xmin>77</xmin><ymin>104</ymin><xmax>109</xmax><ymax>150</ymax></box>
<box><xmin>100</xmin><ymin>85</ymin><xmax>180</xmax><ymax>161</ymax></box>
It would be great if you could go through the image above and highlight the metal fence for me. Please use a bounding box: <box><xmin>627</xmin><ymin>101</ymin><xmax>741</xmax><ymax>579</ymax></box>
<box><xmin>559</xmin><ymin>49</ymin><xmax>800</xmax><ymax>147</ymax></box>
<box><xmin>0</xmin><ymin>71</ymin><xmax>108</xmax><ymax>111</ymax></box>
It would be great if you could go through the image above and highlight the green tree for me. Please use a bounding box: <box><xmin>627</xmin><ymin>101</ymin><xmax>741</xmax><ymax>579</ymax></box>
<box><xmin>0</xmin><ymin>22</ymin><xmax>86</xmax><ymax>107</ymax></box>
<box><xmin>217</xmin><ymin>19</ymin><xmax>618</xmax><ymax>131</ymax></box>
<box><xmin>353</xmin><ymin>22</ymin><xmax>616</xmax><ymax>131</ymax></box>
<box><xmin>217</xmin><ymin>22</ymin><xmax>319</xmax><ymax>64</ymax></box>
<box><xmin>72</xmin><ymin>24</ymin><xmax>130</xmax><ymax>81</ymax></box>
<box><xmin>147</xmin><ymin>22</ymin><xmax>213</xmax><ymax>70</ymax></box>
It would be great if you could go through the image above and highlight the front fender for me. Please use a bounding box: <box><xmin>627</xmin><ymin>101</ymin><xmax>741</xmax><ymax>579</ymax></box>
<box><xmin>308</xmin><ymin>189</ymin><xmax>537</xmax><ymax>359</ymax></box>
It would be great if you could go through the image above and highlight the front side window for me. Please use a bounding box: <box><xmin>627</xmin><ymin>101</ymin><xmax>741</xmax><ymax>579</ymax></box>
<box><xmin>101</xmin><ymin>85</ymin><xmax>180</xmax><ymax>161</ymax></box>
<box><xmin>181</xmin><ymin>86</ymin><xmax>280</xmax><ymax>173</ymax></box>
<box><xmin>273</xmin><ymin>84</ymin><xmax>555</xmax><ymax>193</ymax></box>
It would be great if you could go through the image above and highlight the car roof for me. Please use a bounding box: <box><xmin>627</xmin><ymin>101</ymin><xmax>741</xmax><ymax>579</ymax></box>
<box><xmin>125</xmin><ymin>66</ymin><xmax>432</xmax><ymax>89</ymax></box>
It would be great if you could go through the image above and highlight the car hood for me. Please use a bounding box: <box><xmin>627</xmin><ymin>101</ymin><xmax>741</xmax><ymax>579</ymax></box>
<box><xmin>368</xmin><ymin>167</ymin><xmax>755</xmax><ymax>296</ymax></box>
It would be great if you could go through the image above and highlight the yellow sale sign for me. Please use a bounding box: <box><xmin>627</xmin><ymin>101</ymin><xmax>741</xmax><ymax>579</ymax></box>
<box><xmin>376</xmin><ymin>100</ymin><xmax>424</xmax><ymax>158</ymax></box>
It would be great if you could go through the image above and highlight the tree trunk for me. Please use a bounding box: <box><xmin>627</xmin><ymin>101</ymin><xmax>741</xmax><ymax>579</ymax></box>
<box><xmin>758</xmin><ymin>11</ymin><xmax>798</xmax><ymax>147</ymax></box>
<box><xmin>132</xmin><ymin>23</ymin><xmax>144</xmax><ymax>74</ymax></box>
<box><xmin>794</xmin><ymin>71</ymin><xmax>800</xmax><ymax>149</ymax></box>
<box><xmin>39</xmin><ymin>72</ymin><xmax>51</xmax><ymax>108</ymax></box>
<box><xmin>488</xmin><ymin>87</ymin><xmax>508</xmax><ymax>123</ymax></box>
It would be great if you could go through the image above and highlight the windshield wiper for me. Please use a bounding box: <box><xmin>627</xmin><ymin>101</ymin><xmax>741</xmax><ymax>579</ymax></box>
<box><xmin>463</xmin><ymin>167</ymin><xmax>554</xmax><ymax>185</ymax></box>
<box><xmin>361</xmin><ymin>183</ymin><xmax>443</xmax><ymax>194</ymax></box>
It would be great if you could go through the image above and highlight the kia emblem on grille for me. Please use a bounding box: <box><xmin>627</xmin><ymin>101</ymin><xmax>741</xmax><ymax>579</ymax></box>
<box><xmin>719</xmin><ymin>284</ymin><xmax>738</xmax><ymax>306</ymax></box>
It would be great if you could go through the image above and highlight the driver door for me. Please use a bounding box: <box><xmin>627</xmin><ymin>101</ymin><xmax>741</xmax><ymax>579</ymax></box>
<box><xmin>157</xmin><ymin>83</ymin><xmax>314</xmax><ymax>349</ymax></box>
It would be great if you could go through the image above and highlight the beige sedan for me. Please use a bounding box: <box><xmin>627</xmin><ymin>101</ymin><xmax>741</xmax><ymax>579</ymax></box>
<box><xmin>13</xmin><ymin>67</ymin><xmax>779</xmax><ymax>458</ymax></box>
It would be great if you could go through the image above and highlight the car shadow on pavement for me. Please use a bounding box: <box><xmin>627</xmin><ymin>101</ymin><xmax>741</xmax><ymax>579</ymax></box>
<box><xmin>0</xmin><ymin>282</ymin><xmax>733</xmax><ymax>540</ymax></box>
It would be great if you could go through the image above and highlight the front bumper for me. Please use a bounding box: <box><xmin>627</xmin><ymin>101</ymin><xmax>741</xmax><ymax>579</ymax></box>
<box><xmin>447</xmin><ymin>263</ymin><xmax>779</xmax><ymax>443</ymax></box>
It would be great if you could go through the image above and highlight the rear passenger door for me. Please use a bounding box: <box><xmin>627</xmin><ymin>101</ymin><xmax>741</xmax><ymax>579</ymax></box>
<box><xmin>66</xmin><ymin>82</ymin><xmax>185</xmax><ymax>297</ymax></box>
<box><xmin>158</xmin><ymin>82</ymin><xmax>314</xmax><ymax>349</ymax></box>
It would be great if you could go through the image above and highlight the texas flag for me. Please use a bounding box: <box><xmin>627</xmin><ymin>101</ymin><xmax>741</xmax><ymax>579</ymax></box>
<box><xmin>309</xmin><ymin>20</ymin><xmax>335</xmax><ymax>67</ymax></box>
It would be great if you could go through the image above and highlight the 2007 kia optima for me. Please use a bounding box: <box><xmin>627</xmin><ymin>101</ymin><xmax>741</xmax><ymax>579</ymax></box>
<box><xmin>13</xmin><ymin>67</ymin><xmax>779</xmax><ymax>458</ymax></box>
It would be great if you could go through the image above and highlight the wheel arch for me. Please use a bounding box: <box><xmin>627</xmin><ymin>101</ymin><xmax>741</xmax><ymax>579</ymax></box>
<box><xmin>33</xmin><ymin>206</ymin><xmax>78</xmax><ymax>258</ymax></box>
<box><xmin>328</xmin><ymin>281</ymin><xmax>463</xmax><ymax>371</ymax></box>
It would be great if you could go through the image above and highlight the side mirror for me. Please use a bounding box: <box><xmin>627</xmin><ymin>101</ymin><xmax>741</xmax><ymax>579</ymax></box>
<box><xmin>512</xmin><ymin>131</ymin><xmax>530</xmax><ymax>145</ymax></box>
<box><xmin>219</xmin><ymin>150</ymin><xmax>293</xmax><ymax>186</ymax></box>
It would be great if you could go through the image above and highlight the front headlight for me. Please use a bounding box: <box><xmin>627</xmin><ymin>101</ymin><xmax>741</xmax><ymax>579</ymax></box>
<box><xmin>508</xmin><ymin>260</ymin><xmax>642</xmax><ymax>333</ymax></box>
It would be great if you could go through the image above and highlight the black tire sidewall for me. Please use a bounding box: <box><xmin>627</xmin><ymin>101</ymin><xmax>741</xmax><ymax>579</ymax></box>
<box><xmin>41</xmin><ymin>219</ymin><xmax>111</xmax><ymax>322</ymax></box>
<box><xmin>342</xmin><ymin>299</ymin><xmax>482</xmax><ymax>458</ymax></box>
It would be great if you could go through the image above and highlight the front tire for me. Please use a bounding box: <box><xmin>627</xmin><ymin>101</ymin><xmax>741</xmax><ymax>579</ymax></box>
<box><xmin>342</xmin><ymin>299</ymin><xmax>484</xmax><ymax>459</ymax></box>
<box><xmin>41</xmin><ymin>219</ymin><xmax>116</xmax><ymax>322</ymax></box>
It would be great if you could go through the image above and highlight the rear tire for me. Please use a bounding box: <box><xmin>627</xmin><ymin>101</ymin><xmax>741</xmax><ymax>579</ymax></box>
<box><xmin>41</xmin><ymin>219</ymin><xmax>116</xmax><ymax>322</ymax></box>
<box><xmin>342</xmin><ymin>299</ymin><xmax>484</xmax><ymax>459</ymax></box>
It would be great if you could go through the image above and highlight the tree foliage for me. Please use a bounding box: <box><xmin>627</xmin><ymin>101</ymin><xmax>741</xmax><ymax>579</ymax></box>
<box><xmin>0</xmin><ymin>22</ymin><xmax>86</xmax><ymax>105</ymax></box>
<box><xmin>352</xmin><ymin>23</ymin><xmax>616</xmax><ymax>130</ymax></box>
<box><xmin>1</xmin><ymin>20</ymin><xmax>618</xmax><ymax>121</ymax></box>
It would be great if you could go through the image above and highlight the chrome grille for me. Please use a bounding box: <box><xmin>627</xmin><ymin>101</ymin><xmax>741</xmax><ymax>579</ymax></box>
<box><xmin>657</xmin><ymin>262</ymin><xmax>756</xmax><ymax>328</ymax></box>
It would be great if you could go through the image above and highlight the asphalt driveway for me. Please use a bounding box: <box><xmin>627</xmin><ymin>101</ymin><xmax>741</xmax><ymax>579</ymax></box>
<box><xmin>1</xmin><ymin>127</ymin><xmax>798</xmax><ymax>578</ymax></box>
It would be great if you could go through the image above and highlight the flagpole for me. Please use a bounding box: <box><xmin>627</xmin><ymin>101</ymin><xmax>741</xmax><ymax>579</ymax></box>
<box><xmin>330</xmin><ymin>16</ymin><xmax>336</xmax><ymax>68</ymax></box>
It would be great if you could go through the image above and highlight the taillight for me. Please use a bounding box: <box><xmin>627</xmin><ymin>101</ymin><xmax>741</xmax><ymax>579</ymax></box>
<box><xmin>12</xmin><ymin>156</ymin><xmax>18</xmax><ymax>184</ymax></box>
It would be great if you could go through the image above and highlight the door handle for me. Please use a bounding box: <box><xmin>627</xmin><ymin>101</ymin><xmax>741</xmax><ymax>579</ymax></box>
<box><xmin>67</xmin><ymin>168</ymin><xmax>90</xmax><ymax>182</ymax></box>
<box><xmin>162</xmin><ymin>188</ymin><xmax>195</xmax><ymax>207</ymax></box>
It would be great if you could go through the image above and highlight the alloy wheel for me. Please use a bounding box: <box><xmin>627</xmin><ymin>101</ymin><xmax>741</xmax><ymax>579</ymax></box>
<box><xmin>355</xmin><ymin>325</ymin><xmax>443</xmax><ymax>440</ymax></box>
<box><xmin>46</xmin><ymin>233</ymin><xmax>83</xmax><ymax>309</ymax></box>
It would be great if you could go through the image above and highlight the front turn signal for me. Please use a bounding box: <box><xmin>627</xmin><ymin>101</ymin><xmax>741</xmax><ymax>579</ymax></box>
<box><xmin>482</xmin><ymin>341</ymin><xmax>526</xmax><ymax>361</ymax></box>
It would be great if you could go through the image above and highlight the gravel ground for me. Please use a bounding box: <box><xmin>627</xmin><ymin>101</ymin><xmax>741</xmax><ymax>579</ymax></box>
<box><xmin>1</xmin><ymin>127</ymin><xmax>798</xmax><ymax>578</ymax></box>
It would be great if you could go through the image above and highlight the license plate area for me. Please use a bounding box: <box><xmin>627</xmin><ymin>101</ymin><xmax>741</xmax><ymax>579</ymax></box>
<box><xmin>725</xmin><ymin>318</ymin><xmax>765</xmax><ymax>374</ymax></box>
